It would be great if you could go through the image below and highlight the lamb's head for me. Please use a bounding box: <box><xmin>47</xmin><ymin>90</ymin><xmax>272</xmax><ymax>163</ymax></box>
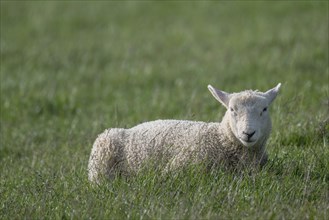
<box><xmin>208</xmin><ymin>84</ymin><xmax>281</xmax><ymax>148</ymax></box>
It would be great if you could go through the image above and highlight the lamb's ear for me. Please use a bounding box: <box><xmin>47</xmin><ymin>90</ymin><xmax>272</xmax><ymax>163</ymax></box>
<box><xmin>264</xmin><ymin>83</ymin><xmax>281</xmax><ymax>104</ymax></box>
<box><xmin>208</xmin><ymin>85</ymin><xmax>230</xmax><ymax>108</ymax></box>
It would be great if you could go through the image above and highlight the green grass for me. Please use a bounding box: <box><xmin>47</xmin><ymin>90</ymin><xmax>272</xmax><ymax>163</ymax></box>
<box><xmin>1</xmin><ymin>1</ymin><xmax>328</xmax><ymax>219</ymax></box>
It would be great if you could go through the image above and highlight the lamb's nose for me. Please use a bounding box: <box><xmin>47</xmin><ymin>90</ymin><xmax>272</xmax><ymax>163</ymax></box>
<box><xmin>243</xmin><ymin>131</ymin><xmax>256</xmax><ymax>139</ymax></box>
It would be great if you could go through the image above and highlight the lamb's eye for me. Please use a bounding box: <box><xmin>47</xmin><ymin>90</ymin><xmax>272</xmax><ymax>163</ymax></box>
<box><xmin>263</xmin><ymin>107</ymin><xmax>267</xmax><ymax>112</ymax></box>
<box><xmin>230</xmin><ymin>107</ymin><xmax>238</xmax><ymax>116</ymax></box>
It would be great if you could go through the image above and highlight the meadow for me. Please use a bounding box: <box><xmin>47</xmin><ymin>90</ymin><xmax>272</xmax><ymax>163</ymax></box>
<box><xmin>1</xmin><ymin>1</ymin><xmax>328</xmax><ymax>219</ymax></box>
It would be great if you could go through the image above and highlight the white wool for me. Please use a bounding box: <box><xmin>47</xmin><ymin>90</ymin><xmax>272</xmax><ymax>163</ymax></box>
<box><xmin>88</xmin><ymin>83</ymin><xmax>281</xmax><ymax>183</ymax></box>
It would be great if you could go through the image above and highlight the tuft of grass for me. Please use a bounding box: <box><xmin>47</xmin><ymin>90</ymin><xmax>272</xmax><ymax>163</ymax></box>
<box><xmin>1</xmin><ymin>1</ymin><xmax>328</xmax><ymax>219</ymax></box>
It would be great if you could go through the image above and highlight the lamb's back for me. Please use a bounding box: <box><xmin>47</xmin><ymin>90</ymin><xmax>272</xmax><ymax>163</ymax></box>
<box><xmin>128</xmin><ymin>119</ymin><xmax>218</xmax><ymax>146</ymax></box>
<box><xmin>123</xmin><ymin>120</ymin><xmax>222</xmax><ymax>169</ymax></box>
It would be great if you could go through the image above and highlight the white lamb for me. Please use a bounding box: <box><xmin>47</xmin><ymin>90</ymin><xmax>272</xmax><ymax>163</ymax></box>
<box><xmin>88</xmin><ymin>83</ymin><xmax>281</xmax><ymax>183</ymax></box>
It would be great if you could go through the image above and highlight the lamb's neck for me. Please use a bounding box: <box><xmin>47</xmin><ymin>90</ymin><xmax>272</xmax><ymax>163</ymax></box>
<box><xmin>220</xmin><ymin>112</ymin><xmax>240</xmax><ymax>146</ymax></box>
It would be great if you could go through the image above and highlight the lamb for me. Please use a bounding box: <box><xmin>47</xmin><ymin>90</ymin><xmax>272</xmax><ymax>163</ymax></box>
<box><xmin>88</xmin><ymin>83</ymin><xmax>281</xmax><ymax>183</ymax></box>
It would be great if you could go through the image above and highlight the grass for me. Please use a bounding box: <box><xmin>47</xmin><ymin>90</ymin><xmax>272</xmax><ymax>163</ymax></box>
<box><xmin>1</xmin><ymin>1</ymin><xmax>328</xmax><ymax>219</ymax></box>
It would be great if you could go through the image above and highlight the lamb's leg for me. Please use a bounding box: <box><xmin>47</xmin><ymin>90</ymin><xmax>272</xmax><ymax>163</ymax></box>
<box><xmin>88</xmin><ymin>129</ymin><xmax>125</xmax><ymax>183</ymax></box>
<box><xmin>164</xmin><ymin>148</ymin><xmax>199</xmax><ymax>173</ymax></box>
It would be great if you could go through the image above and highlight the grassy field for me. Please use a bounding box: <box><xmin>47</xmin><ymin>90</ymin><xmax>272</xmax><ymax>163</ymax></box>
<box><xmin>1</xmin><ymin>1</ymin><xmax>328</xmax><ymax>219</ymax></box>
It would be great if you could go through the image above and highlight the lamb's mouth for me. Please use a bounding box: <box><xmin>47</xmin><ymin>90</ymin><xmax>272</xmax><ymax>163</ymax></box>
<box><xmin>239</xmin><ymin>138</ymin><xmax>256</xmax><ymax>146</ymax></box>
